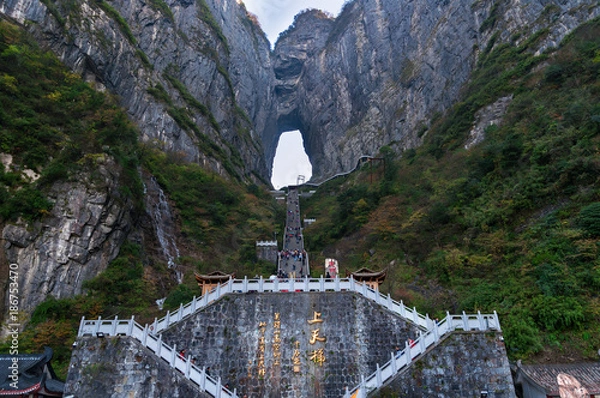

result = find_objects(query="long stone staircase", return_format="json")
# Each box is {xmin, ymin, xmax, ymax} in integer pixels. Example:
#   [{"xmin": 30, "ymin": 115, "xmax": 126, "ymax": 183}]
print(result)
[
  {"xmin": 75, "ymin": 183, "xmax": 506, "ymax": 397},
  {"xmin": 78, "ymin": 276, "xmax": 501, "ymax": 398}
]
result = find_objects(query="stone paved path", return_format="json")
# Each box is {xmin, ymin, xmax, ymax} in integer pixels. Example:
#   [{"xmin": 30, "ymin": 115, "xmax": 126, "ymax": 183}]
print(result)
[{"xmin": 278, "ymin": 187, "xmax": 308, "ymax": 278}]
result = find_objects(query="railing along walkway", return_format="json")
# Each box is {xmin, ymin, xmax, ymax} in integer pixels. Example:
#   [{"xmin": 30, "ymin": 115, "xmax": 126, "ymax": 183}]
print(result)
[
  {"xmin": 78, "ymin": 317, "xmax": 238, "ymax": 398},
  {"xmin": 78, "ymin": 278, "xmax": 501, "ymax": 398},
  {"xmin": 301, "ymin": 155, "xmax": 377, "ymax": 187},
  {"xmin": 342, "ymin": 311, "xmax": 501, "ymax": 398},
  {"xmin": 147, "ymin": 276, "xmax": 433, "ymax": 334}
]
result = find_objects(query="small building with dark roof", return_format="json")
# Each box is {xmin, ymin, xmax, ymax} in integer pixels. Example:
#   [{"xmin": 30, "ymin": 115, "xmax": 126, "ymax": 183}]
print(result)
[
  {"xmin": 513, "ymin": 361, "xmax": 600, "ymax": 398},
  {"xmin": 194, "ymin": 271, "xmax": 234, "ymax": 295},
  {"xmin": 349, "ymin": 267, "xmax": 387, "ymax": 290},
  {"xmin": 0, "ymin": 346, "xmax": 64, "ymax": 397}
]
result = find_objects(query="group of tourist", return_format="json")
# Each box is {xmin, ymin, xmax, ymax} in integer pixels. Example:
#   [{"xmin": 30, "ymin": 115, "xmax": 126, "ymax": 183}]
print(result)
[
  {"xmin": 279, "ymin": 249, "xmax": 306, "ymax": 262},
  {"xmin": 275, "ymin": 269, "xmax": 300, "ymax": 279}
]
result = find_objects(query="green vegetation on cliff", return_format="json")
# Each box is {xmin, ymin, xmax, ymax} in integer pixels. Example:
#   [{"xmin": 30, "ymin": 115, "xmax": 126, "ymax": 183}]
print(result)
[
  {"xmin": 0, "ymin": 19, "xmax": 148, "ymax": 376},
  {"xmin": 1, "ymin": 5, "xmax": 598, "ymax": 384},
  {"xmin": 0, "ymin": 242, "xmax": 155, "ymax": 378},
  {"xmin": 303, "ymin": 19, "xmax": 600, "ymax": 362},
  {"xmin": 95, "ymin": 1, "xmax": 152, "ymax": 67},
  {"xmin": 197, "ymin": 0, "xmax": 230, "ymax": 54},
  {"xmin": 0, "ymin": 19, "xmax": 143, "ymax": 220},
  {"xmin": 143, "ymin": 148, "xmax": 282, "ymax": 280},
  {"xmin": 146, "ymin": 75, "xmax": 243, "ymax": 180},
  {"xmin": 0, "ymin": 18, "xmax": 279, "ymax": 378}
]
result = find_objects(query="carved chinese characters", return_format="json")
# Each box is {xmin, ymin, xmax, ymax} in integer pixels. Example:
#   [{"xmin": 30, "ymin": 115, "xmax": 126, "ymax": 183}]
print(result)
[
  {"xmin": 248, "ymin": 309, "xmax": 328, "ymax": 378},
  {"xmin": 307, "ymin": 311, "xmax": 326, "ymax": 366}
]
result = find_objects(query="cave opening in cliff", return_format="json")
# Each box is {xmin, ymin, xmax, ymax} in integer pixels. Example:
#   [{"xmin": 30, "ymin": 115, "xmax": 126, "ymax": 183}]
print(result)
[{"xmin": 271, "ymin": 130, "xmax": 312, "ymax": 190}]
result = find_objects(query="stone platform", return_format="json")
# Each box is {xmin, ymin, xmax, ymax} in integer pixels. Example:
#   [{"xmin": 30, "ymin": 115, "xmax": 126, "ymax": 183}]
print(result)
[{"xmin": 66, "ymin": 288, "xmax": 516, "ymax": 397}]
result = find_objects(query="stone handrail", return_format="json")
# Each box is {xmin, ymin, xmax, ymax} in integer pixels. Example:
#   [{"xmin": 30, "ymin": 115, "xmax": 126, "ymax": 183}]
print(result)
[
  {"xmin": 255, "ymin": 241, "xmax": 277, "ymax": 246},
  {"xmin": 77, "ymin": 316, "xmax": 238, "ymax": 398},
  {"xmin": 148, "ymin": 276, "xmax": 432, "ymax": 334},
  {"xmin": 78, "ymin": 281, "xmax": 501, "ymax": 398},
  {"xmin": 343, "ymin": 311, "xmax": 502, "ymax": 398}
]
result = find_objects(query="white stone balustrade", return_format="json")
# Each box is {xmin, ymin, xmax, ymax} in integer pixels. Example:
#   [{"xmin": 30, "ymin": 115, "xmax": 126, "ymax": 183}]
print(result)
[
  {"xmin": 78, "ymin": 316, "xmax": 237, "ymax": 398},
  {"xmin": 146, "ymin": 276, "xmax": 439, "ymax": 335},
  {"xmin": 78, "ymin": 277, "xmax": 501, "ymax": 398},
  {"xmin": 343, "ymin": 311, "xmax": 502, "ymax": 398}
]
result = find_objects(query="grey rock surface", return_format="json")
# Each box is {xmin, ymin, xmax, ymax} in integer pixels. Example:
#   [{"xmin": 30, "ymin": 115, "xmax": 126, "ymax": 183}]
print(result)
[
  {"xmin": 3, "ymin": 0, "xmax": 598, "ymax": 183},
  {"xmin": 65, "ymin": 336, "xmax": 209, "ymax": 398},
  {"xmin": 0, "ymin": 0, "xmax": 273, "ymax": 181},
  {"xmin": 270, "ymin": 0, "xmax": 600, "ymax": 182},
  {"xmin": 374, "ymin": 332, "xmax": 516, "ymax": 398},
  {"xmin": 0, "ymin": 0, "xmax": 274, "ymax": 319},
  {"xmin": 1, "ymin": 157, "xmax": 133, "ymax": 314},
  {"xmin": 465, "ymin": 95, "xmax": 514, "ymax": 150}
]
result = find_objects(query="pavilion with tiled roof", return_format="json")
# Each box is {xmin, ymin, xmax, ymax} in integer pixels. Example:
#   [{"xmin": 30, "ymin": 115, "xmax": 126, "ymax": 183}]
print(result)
[
  {"xmin": 194, "ymin": 271, "xmax": 235, "ymax": 295},
  {"xmin": 349, "ymin": 267, "xmax": 387, "ymax": 290},
  {"xmin": 0, "ymin": 346, "xmax": 64, "ymax": 397},
  {"xmin": 513, "ymin": 361, "xmax": 600, "ymax": 398}
]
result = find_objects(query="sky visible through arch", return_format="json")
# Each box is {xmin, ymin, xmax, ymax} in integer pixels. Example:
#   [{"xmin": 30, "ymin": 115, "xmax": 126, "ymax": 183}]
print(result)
[
  {"xmin": 271, "ymin": 132, "xmax": 313, "ymax": 190},
  {"xmin": 241, "ymin": 0, "xmax": 346, "ymax": 189}
]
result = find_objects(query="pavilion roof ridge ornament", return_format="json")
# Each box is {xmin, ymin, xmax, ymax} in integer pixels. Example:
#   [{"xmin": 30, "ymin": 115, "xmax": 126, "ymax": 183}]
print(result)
[
  {"xmin": 351, "ymin": 266, "xmax": 386, "ymax": 275},
  {"xmin": 194, "ymin": 270, "xmax": 235, "ymax": 280}
]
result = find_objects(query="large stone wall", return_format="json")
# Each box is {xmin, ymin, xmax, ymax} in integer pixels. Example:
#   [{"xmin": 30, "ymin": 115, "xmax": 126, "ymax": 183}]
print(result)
[
  {"xmin": 64, "ymin": 336, "xmax": 209, "ymax": 398},
  {"xmin": 64, "ymin": 292, "xmax": 516, "ymax": 398},
  {"xmin": 256, "ymin": 242, "xmax": 279, "ymax": 265},
  {"xmin": 160, "ymin": 292, "xmax": 421, "ymax": 397},
  {"xmin": 374, "ymin": 332, "xmax": 515, "ymax": 398}
]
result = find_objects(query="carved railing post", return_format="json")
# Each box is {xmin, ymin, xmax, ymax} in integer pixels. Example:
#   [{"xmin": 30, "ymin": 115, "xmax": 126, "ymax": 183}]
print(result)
[{"xmin": 94, "ymin": 316, "xmax": 102, "ymax": 335}]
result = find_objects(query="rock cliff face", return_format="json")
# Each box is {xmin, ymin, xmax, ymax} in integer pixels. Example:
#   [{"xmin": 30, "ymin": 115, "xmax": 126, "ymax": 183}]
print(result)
[
  {"xmin": 0, "ymin": 0, "xmax": 275, "ymax": 181},
  {"xmin": 0, "ymin": 0, "xmax": 275, "ymax": 317},
  {"xmin": 1, "ymin": 0, "xmax": 598, "ymax": 180},
  {"xmin": 271, "ymin": 0, "xmax": 600, "ymax": 181},
  {"xmin": 1, "ymin": 0, "xmax": 599, "ymax": 318},
  {"xmin": 1, "ymin": 157, "xmax": 133, "ymax": 315}
]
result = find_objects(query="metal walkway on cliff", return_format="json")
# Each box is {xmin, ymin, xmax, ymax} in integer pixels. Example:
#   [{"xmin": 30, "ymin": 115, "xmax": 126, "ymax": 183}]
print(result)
[{"xmin": 277, "ymin": 186, "xmax": 309, "ymax": 278}]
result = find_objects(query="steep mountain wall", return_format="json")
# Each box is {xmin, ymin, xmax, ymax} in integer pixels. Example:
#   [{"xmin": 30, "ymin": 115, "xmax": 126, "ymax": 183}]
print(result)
[
  {"xmin": 0, "ymin": 0, "xmax": 275, "ymax": 317},
  {"xmin": 2, "ymin": 0, "xmax": 598, "ymax": 181},
  {"xmin": 271, "ymin": 0, "xmax": 600, "ymax": 181},
  {"xmin": 1, "ymin": 158, "xmax": 134, "ymax": 315},
  {"xmin": 1, "ymin": 0, "xmax": 599, "ymax": 318},
  {"xmin": 0, "ymin": 0, "xmax": 275, "ymax": 180}
]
